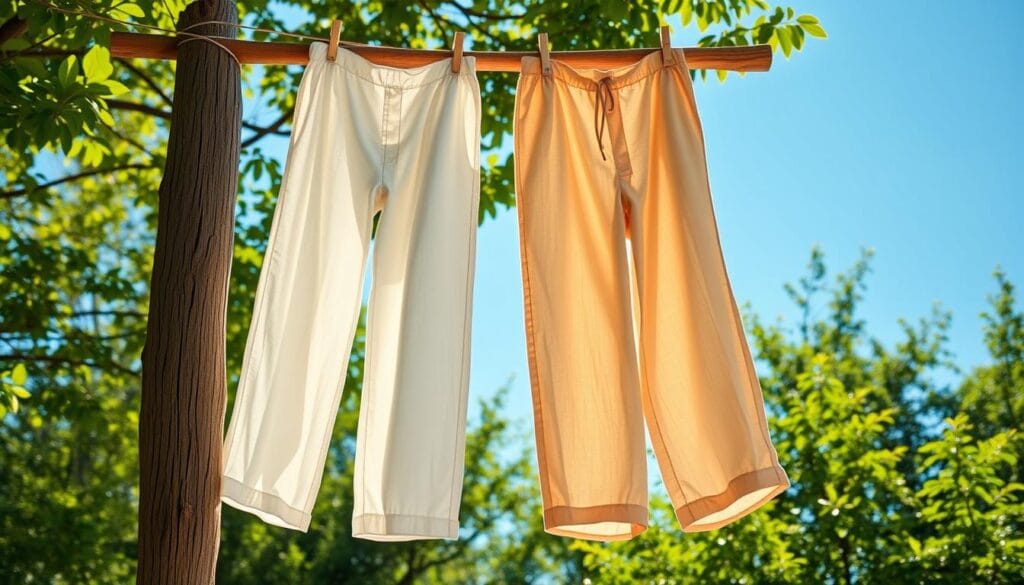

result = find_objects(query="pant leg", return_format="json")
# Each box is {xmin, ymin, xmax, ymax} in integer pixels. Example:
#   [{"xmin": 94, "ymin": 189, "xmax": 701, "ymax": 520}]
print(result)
[
  {"xmin": 622, "ymin": 49, "xmax": 790, "ymax": 532},
  {"xmin": 351, "ymin": 59, "xmax": 481, "ymax": 541},
  {"xmin": 513, "ymin": 64, "xmax": 648, "ymax": 542},
  {"xmin": 221, "ymin": 46, "xmax": 381, "ymax": 532}
]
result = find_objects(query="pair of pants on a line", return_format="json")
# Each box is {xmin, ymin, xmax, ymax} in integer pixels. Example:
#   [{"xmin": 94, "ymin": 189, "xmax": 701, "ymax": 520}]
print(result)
[
  {"xmin": 514, "ymin": 48, "xmax": 790, "ymax": 541},
  {"xmin": 221, "ymin": 43, "xmax": 481, "ymax": 541}
]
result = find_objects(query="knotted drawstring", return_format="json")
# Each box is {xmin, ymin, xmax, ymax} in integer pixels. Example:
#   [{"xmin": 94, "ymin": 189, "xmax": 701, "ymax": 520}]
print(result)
[{"xmin": 594, "ymin": 77, "xmax": 615, "ymax": 161}]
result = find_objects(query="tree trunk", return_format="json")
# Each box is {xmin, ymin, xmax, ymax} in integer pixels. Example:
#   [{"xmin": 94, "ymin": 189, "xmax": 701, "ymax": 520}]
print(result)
[{"xmin": 137, "ymin": 0, "xmax": 240, "ymax": 582}]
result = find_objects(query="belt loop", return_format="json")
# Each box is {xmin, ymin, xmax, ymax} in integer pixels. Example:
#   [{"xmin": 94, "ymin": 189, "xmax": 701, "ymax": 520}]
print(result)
[
  {"xmin": 659, "ymin": 25, "xmax": 675, "ymax": 66},
  {"xmin": 538, "ymin": 32, "xmax": 552, "ymax": 76}
]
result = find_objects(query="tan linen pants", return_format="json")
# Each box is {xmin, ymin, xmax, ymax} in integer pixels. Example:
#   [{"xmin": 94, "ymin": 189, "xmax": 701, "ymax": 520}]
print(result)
[{"xmin": 513, "ymin": 48, "xmax": 790, "ymax": 541}]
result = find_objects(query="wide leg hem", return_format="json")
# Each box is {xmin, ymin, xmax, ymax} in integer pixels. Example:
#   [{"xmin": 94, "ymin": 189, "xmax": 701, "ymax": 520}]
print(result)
[
  {"xmin": 543, "ymin": 503, "xmax": 648, "ymax": 541},
  {"xmin": 221, "ymin": 475, "xmax": 312, "ymax": 532},
  {"xmin": 675, "ymin": 465, "xmax": 789, "ymax": 532},
  {"xmin": 352, "ymin": 513, "xmax": 459, "ymax": 542}
]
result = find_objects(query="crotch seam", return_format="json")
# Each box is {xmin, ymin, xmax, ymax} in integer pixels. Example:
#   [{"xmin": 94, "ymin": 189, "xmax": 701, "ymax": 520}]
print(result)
[
  {"xmin": 373, "ymin": 184, "xmax": 389, "ymax": 215},
  {"xmin": 379, "ymin": 91, "xmax": 389, "ymax": 188},
  {"xmin": 620, "ymin": 190, "xmax": 633, "ymax": 240}
]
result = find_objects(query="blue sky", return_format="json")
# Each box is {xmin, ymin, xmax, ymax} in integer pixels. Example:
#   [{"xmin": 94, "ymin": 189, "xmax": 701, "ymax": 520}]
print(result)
[{"xmin": 243, "ymin": 2, "xmax": 1024, "ymax": 429}]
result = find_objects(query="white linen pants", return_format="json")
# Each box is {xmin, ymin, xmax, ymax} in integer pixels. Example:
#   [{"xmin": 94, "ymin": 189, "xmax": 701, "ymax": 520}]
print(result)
[{"xmin": 221, "ymin": 42, "xmax": 481, "ymax": 541}]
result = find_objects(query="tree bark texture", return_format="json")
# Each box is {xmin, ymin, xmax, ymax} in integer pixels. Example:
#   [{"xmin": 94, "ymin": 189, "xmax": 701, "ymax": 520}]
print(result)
[{"xmin": 137, "ymin": 0, "xmax": 240, "ymax": 582}]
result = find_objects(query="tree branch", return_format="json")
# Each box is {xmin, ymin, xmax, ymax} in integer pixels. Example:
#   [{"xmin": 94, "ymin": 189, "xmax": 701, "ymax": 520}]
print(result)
[
  {"xmin": 109, "ymin": 98, "xmax": 290, "ymax": 138},
  {"xmin": 0, "ymin": 353, "xmax": 138, "ymax": 376},
  {"xmin": 0, "ymin": 46, "xmax": 80, "ymax": 62},
  {"xmin": 444, "ymin": 3, "xmax": 494, "ymax": 44},
  {"xmin": 0, "ymin": 163, "xmax": 156, "ymax": 199},
  {"xmin": 398, "ymin": 545, "xmax": 420, "ymax": 585},
  {"xmin": 68, "ymin": 309, "xmax": 147, "ymax": 319},
  {"xmin": 241, "ymin": 107, "xmax": 293, "ymax": 148},
  {"xmin": 418, "ymin": 0, "xmax": 450, "ymax": 38},
  {"xmin": 448, "ymin": 1, "xmax": 525, "ymax": 21},
  {"xmin": 108, "ymin": 98, "xmax": 170, "ymax": 119},
  {"xmin": 100, "ymin": 123, "xmax": 157, "ymax": 159},
  {"xmin": 0, "ymin": 15, "xmax": 27, "ymax": 46},
  {"xmin": 115, "ymin": 57, "xmax": 173, "ymax": 107},
  {"xmin": 1, "ymin": 328, "xmax": 146, "ymax": 342}
]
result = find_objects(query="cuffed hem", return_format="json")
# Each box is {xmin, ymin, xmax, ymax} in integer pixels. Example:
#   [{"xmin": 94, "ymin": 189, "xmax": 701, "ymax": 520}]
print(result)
[
  {"xmin": 352, "ymin": 513, "xmax": 459, "ymax": 542},
  {"xmin": 543, "ymin": 503, "xmax": 648, "ymax": 541},
  {"xmin": 221, "ymin": 475, "xmax": 312, "ymax": 532},
  {"xmin": 675, "ymin": 465, "xmax": 790, "ymax": 532}
]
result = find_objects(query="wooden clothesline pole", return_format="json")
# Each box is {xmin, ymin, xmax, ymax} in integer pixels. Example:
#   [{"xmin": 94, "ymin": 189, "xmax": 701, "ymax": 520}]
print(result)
[
  {"xmin": 110, "ymin": 31, "xmax": 773, "ymax": 72},
  {"xmin": 135, "ymin": 1, "xmax": 240, "ymax": 581}
]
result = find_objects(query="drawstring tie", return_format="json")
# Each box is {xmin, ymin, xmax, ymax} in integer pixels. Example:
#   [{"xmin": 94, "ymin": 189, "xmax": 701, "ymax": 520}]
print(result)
[{"xmin": 594, "ymin": 77, "xmax": 615, "ymax": 161}]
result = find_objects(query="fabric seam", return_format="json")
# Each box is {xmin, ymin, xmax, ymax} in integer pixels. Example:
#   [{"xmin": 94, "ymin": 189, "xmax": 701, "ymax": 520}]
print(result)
[
  {"xmin": 447, "ymin": 74, "xmax": 481, "ymax": 523},
  {"xmin": 379, "ymin": 87, "xmax": 389, "ymax": 187},
  {"xmin": 675, "ymin": 465, "xmax": 789, "ymax": 531},
  {"xmin": 512, "ymin": 79, "xmax": 553, "ymax": 510},
  {"xmin": 353, "ymin": 512, "xmax": 459, "ymax": 523},
  {"xmin": 223, "ymin": 62, "xmax": 315, "ymax": 460},
  {"xmin": 299, "ymin": 65, "xmax": 376, "ymax": 516},
  {"xmin": 672, "ymin": 57, "xmax": 779, "ymax": 463}
]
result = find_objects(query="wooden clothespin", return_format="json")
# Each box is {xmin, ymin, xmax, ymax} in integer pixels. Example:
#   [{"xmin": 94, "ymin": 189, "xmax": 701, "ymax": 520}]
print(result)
[
  {"xmin": 538, "ymin": 32, "xmax": 551, "ymax": 76},
  {"xmin": 327, "ymin": 19, "xmax": 342, "ymax": 62},
  {"xmin": 659, "ymin": 25, "xmax": 675, "ymax": 65},
  {"xmin": 451, "ymin": 31, "xmax": 465, "ymax": 74}
]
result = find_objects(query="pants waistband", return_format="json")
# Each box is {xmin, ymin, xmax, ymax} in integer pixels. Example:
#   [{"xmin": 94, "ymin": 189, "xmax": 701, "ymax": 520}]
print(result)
[
  {"xmin": 308, "ymin": 41, "xmax": 475, "ymax": 89},
  {"xmin": 520, "ymin": 48, "xmax": 687, "ymax": 90}
]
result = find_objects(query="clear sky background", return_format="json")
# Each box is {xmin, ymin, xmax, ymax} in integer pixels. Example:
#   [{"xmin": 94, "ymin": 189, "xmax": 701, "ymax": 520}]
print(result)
[{"xmin": 245, "ymin": 2, "xmax": 1024, "ymax": 429}]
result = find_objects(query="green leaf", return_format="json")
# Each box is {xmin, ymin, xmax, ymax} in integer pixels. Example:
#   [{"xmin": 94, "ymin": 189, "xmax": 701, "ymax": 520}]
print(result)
[
  {"xmin": 11, "ymin": 363, "xmax": 27, "ymax": 386},
  {"xmin": 94, "ymin": 26, "xmax": 112, "ymax": 48},
  {"xmin": 58, "ymin": 55, "xmax": 79, "ymax": 88},
  {"xmin": 802, "ymin": 22, "xmax": 828, "ymax": 39},
  {"xmin": 97, "ymin": 108, "xmax": 115, "ymax": 126},
  {"xmin": 908, "ymin": 536, "xmax": 922, "ymax": 556},
  {"xmin": 797, "ymin": 14, "xmax": 820, "ymax": 25},
  {"xmin": 17, "ymin": 57, "xmax": 49, "ymax": 79},
  {"xmin": 825, "ymin": 483, "xmax": 838, "ymax": 502},
  {"xmin": 113, "ymin": 3, "xmax": 146, "ymax": 18},
  {"xmin": 83, "ymin": 45, "xmax": 114, "ymax": 82},
  {"xmin": 59, "ymin": 125, "xmax": 73, "ymax": 154},
  {"xmin": 604, "ymin": 2, "xmax": 627, "ymax": 21},
  {"xmin": 10, "ymin": 386, "xmax": 30, "ymax": 399},
  {"xmin": 101, "ymin": 80, "xmax": 130, "ymax": 96},
  {"xmin": 776, "ymin": 26, "xmax": 793, "ymax": 57},
  {"xmin": 791, "ymin": 25, "xmax": 805, "ymax": 50}
]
